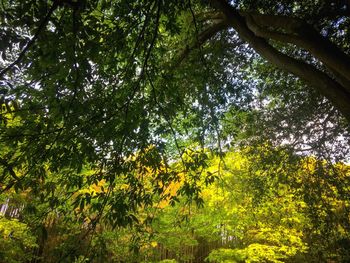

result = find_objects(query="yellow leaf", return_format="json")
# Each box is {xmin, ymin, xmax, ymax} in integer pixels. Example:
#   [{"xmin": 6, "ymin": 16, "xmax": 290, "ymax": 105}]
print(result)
[{"xmin": 151, "ymin": 241, "xmax": 158, "ymax": 247}]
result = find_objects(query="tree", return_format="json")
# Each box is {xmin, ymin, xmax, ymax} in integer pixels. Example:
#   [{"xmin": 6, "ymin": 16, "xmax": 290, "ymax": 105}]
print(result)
[
  {"xmin": 142, "ymin": 147, "xmax": 350, "ymax": 262},
  {"xmin": 1, "ymin": 0, "xmax": 350, "ymax": 230},
  {"xmin": 1, "ymin": 0, "xmax": 350, "ymax": 117}
]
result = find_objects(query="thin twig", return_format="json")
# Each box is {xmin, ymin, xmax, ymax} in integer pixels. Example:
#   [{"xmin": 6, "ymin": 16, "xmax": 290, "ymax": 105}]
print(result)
[{"xmin": 0, "ymin": 2, "xmax": 58, "ymax": 79}]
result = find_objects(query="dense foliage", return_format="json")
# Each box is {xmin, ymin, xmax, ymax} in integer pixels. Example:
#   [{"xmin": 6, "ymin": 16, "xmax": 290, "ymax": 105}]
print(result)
[
  {"xmin": 1, "ymin": 148, "xmax": 350, "ymax": 262},
  {"xmin": 1, "ymin": 0, "xmax": 350, "ymax": 262}
]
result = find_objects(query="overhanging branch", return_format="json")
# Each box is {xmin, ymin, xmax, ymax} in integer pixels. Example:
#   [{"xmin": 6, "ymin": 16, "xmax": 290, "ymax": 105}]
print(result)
[
  {"xmin": 210, "ymin": 0, "xmax": 350, "ymax": 121},
  {"xmin": 241, "ymin": 11, "xmax": 350, "ymax": 87}
]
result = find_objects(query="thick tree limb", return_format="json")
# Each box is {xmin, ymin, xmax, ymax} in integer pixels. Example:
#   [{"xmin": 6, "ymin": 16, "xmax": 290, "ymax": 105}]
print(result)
[
  {"xmin": 324, "ymin": 63, "xmax": 350, "ymax": 90},
  {"xmin": 244, "ymin": 14, "xmax": 350, "ymax": 91},
  {"xmin": 211, "ymin": 0, "xmax": 350, "ymax": 121},
  {"xmin": 241, "ymin": 12, "xmax": 350, "ymax": 87},
  {"xmin": 244, "ymin": 15, "xmax": 302, "ymax": 45},
  {"xmin": 240, "ymin": 12, "xmax": 305, "ymax": 33}
]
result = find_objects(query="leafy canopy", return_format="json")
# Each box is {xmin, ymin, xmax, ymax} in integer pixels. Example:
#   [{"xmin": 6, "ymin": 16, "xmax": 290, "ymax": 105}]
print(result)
[{"xmin": 0, "ymin": 0, "xmax": 350, "ymax": 244}]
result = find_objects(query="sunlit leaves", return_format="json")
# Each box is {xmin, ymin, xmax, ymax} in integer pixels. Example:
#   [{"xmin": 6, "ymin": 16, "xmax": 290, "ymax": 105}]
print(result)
[{"xmin": 0, "ymin": 215, "xmax": 38, "ymax": 263}]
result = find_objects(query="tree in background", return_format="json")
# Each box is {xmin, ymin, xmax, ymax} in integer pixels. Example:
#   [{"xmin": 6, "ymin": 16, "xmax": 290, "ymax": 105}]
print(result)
[{"xmin": 149, "ymin": 148, "xmax": 350, "ymax": 262}]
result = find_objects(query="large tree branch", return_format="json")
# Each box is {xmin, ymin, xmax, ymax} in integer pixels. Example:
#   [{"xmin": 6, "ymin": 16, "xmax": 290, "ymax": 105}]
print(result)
[
  {"xmin": 240, "ymin": 12, "xmax": 350, "ymax": 87},
  {"xmin": 244, "ymin": 14, "xmax": 350, "ymax": 91},
  {"xmin": 322, "ymin": 61, "xmax": 350, "ymax": 90},
  {"xmin": 240, "ymin": 12, "xmax": 305, "ymax": 33},
  {"xmin": 211, "ymin": 0, "xmax": 350, "ymax": 121},
  {"xmin": 244, "ymin": 15, "xmax": 302, "ymax": 45}
]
